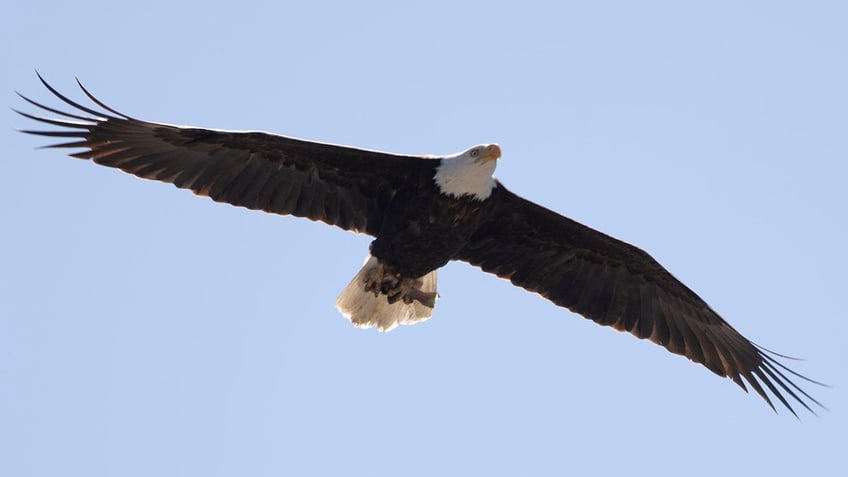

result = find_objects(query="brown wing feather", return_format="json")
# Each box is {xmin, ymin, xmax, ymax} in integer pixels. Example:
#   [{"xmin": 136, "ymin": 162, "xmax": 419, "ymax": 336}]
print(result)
[
  {"xmin": 16, "ymin": 73, "xmax": 432, "ymax": 236},
  {"xmin": 458, "ymin": 182, "xmax": 824, "ymax": 415}
]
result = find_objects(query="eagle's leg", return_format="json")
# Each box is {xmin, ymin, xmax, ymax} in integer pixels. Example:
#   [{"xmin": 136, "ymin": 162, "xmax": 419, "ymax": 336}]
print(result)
[
  {"xmin": 363, "ymin": 261, "xmax": 437, "ymax": 308},
  {"xmin": 362, "ymin": 261, "xmax": 403, "ymax": 299},
  {"xmin": 362, "ymin": 261, "xmax": 387, "ymax": 297},
  {"xmin": 385, "ymin": 276, "xmax": 437, "ymax": 308}
]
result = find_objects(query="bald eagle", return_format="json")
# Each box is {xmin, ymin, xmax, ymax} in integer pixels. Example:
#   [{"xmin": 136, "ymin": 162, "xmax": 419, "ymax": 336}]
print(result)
[{"xmin": 16, "ymin": 73, "xmax": 823, "ymax": 415}]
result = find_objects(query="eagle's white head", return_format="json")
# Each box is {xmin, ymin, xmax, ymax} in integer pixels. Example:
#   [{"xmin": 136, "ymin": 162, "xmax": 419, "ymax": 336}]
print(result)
[{"xmin": 433, "ymin": 143, "xmax": 501, "ymax": 200}]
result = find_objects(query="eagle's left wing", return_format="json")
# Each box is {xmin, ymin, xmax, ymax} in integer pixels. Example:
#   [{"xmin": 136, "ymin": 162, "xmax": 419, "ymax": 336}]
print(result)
[{"xmin": 457, "ymin": 182, "xmax": 823, "ymax": 415}]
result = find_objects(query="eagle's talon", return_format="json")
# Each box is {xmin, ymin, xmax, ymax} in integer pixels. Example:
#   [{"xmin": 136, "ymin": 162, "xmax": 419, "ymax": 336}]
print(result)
[{"xmin": 363, "ymin": 261, "xmax": 388, "ymax": 296}]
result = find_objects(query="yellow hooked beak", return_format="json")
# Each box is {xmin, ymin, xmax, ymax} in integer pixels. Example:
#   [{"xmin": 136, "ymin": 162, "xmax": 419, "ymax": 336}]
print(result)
[{"xmin": 475, "ymin": 144, "xmax": 501, "ymax": 164}]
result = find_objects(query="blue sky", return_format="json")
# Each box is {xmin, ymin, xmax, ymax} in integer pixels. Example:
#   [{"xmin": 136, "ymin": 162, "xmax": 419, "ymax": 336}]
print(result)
[{"xmin": 2, "ymin": 1, "xmax": 846, "ymax": 476}]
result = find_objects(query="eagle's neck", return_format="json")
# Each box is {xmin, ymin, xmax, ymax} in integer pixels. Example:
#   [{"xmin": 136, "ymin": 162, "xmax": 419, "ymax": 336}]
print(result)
[{"xmin": 433, "ymin": 153, "xmax": 497, "ymax": 200}]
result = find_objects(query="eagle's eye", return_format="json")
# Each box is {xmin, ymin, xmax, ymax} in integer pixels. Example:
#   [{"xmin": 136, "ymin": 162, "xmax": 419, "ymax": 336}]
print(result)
[{"xmin": 470, "ymin": 149, "xmax": 480, "ymax": 157}]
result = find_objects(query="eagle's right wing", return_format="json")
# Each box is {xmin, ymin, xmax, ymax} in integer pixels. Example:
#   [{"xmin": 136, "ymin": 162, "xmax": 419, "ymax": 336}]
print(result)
[{"xmin": 17, "ymin": 73, "xmax": 435, "ymax": 236}]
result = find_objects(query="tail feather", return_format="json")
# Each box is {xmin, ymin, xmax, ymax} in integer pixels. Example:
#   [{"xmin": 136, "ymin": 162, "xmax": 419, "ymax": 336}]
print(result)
[{"xmin": 335, "ymin": 256, "xmax": 437, "ymax": 332}]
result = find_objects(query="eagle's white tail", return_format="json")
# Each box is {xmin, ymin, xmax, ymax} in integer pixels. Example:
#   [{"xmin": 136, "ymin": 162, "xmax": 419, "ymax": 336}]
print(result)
[{"xmin": 335, "ymin": 256, "xmax": 437, "ymax": 332}]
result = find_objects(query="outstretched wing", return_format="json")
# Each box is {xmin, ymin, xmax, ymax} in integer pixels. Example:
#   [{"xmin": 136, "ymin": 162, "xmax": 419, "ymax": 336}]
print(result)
[
  {"xmin": 16, "ymin": 73, "xmax": 434, "ymax": 236},
  {"xmin": 458, "ymin": 182, "xmax": 824, "ymax": 415}
]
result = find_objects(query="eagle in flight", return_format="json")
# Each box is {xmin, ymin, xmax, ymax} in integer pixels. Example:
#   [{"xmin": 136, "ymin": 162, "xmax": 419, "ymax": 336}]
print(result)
[{"xmin": 16, "ymin": 73, "xmax": 824, "ymax": 416}]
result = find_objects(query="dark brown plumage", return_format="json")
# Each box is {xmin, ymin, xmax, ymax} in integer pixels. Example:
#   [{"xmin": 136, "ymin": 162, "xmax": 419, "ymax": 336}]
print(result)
[
  {"xmin": 458, "ymin": 186, "xmax": 824, "ymax": 414},
  {"xmin": 16, "ymin": 73, "xmax": 824, "ymax": 416}
]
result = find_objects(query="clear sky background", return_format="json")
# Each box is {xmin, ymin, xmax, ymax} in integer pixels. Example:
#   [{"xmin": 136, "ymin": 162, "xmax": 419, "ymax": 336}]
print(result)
[{"xmin": 2, "ymin": 1, "xmax": 846, "ymax": 476}]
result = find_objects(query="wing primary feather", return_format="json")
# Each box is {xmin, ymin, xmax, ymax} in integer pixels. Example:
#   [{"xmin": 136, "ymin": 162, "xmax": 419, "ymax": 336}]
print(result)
[
  {"xmin": 75, "ymin": 77, "xmax": 131, "ymax": 119},
  {"xmin": 39, "ymin": 139, "xmax": 88, "ymax": 148},
  {"xmin": 758, "ymin": 364, "xmax": 820, "ymax": 416},
  {"xmin": 742, "ymin": 371, "xmax": 777, "ymax": 413},
  {"xmin": 15, "ymin": 91, "xmax": 99, "ymax": 122},
  {"xmin": 752, "ymin": 368, "xmax": 799, "ymax": 417},
  {"xmin": 759, "ymin": 356, "xmax": 830, "ymax": 409},
  {"xmin": 13, "ymin": 109, "xmax": 92, "ymax": 129},
  {"xmin": 19, "ymin": 130, "xmax": 85, "ymax": 138},
  {"xmin": 758, "ymin": 350, "xmax": 830, "ymax": 387},
  {"xmin": 34, "ymin": 71, "xmax": 119, "ymax": 120}
]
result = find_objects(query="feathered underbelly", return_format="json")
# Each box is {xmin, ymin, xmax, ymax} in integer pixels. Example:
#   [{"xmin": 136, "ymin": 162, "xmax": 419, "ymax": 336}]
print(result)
[{"xmin": 369, "ymin": 192, "xmax": 488, "ymax": 278}]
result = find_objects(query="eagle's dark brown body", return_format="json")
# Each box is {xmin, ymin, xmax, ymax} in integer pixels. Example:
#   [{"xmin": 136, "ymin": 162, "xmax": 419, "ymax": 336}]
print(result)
[{"xmin": 371, "ymin": 178, "xmax": 492, "ymax": 279}]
